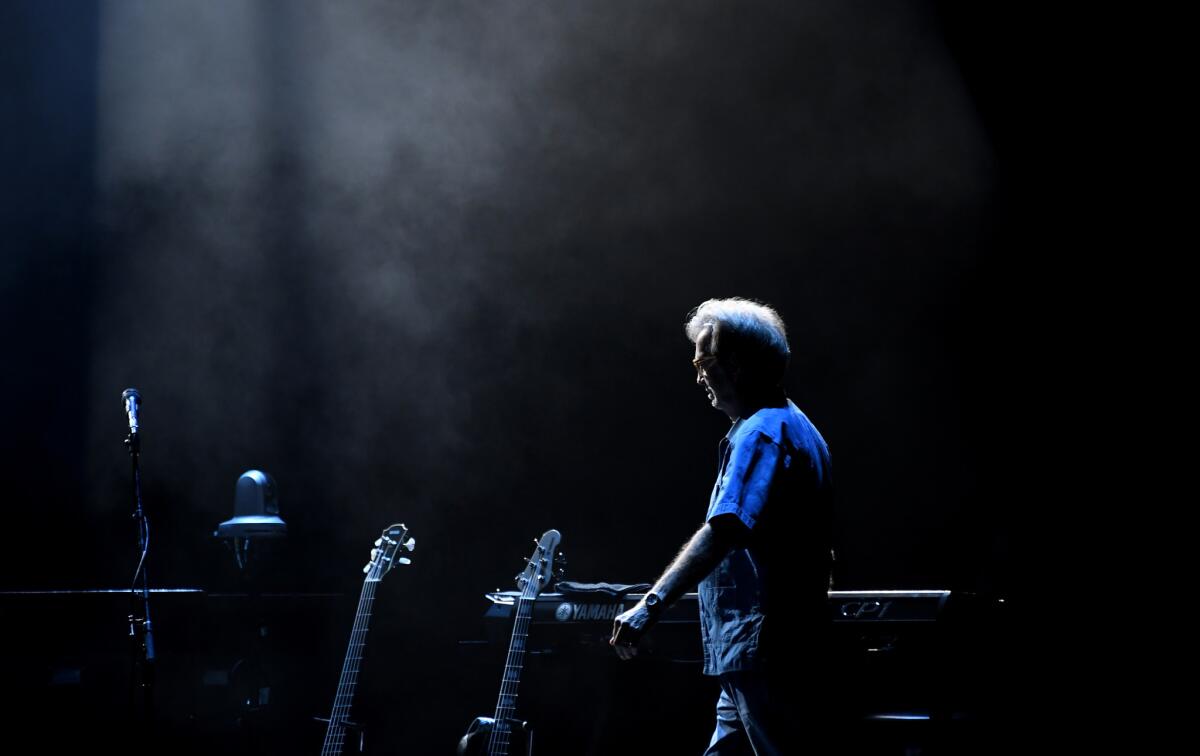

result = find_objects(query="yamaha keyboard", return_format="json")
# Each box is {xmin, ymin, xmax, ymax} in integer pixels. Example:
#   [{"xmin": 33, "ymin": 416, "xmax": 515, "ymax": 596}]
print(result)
[
  {"xmin": 473, "ymin": 589, "xmax": 984, "ymax": 663},
  {"xmin": 481, "ymin": 589, "xmax": 953, "ymax": 626},
  {"xmin": 468, "ymin": 587, "xmax": 1007, "ymax": 732}
]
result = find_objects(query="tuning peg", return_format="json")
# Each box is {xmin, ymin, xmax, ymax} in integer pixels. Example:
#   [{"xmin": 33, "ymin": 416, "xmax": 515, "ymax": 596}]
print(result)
[
  {"xmin": 374, "ymin": 538, "xmax": 382, "ymax": 547},
  {"xmin": 403, "ymin": 537, "xmax": 415, "ymax": 551},
  {"xmin": 362, "ymin": 563, "xmax": 370, "ymax": 573},
  {"xmin": 371, "ymin": 548, "xmax": 380, "ymax": 560},
  {"xmin": 397, "ymin": 557, "xmax": 411, "ymax": 565}
]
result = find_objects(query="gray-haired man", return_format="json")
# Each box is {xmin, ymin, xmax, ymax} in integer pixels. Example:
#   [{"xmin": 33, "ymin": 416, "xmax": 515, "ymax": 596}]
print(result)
[{"xmin": 610, "ymin": 298, "xmax": 834, "ymax": 755}]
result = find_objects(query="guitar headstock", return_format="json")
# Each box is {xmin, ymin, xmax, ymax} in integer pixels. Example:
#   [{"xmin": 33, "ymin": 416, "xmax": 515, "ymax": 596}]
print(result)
[
  {"xmin": 364, "ymin": 523, "xmax": 415, "ymax": 582},
  {"xmin": 515, "ymin": 529, "xmax": 561, "ymax": 598}
]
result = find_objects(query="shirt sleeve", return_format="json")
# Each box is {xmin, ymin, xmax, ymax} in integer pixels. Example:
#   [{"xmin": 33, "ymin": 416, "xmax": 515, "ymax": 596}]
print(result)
[{"xmin": 707, "ymin": 430, "xmax": 782, "ymax": 530}]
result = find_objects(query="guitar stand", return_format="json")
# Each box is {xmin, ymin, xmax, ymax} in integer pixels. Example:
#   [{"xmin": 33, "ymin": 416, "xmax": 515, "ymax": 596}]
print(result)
[{"xmin": 313, "ymin": 717, "xmax": 366, "ymax": 753}]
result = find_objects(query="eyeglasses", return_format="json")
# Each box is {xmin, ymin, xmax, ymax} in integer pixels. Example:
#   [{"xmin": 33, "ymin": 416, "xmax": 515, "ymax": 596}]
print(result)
[{"xmin": 692, "ymin": 354, "xmax": 718, "ymax": 374}]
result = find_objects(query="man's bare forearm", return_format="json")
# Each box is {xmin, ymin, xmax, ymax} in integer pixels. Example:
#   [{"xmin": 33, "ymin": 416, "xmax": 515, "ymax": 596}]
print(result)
[
  {"xmin": 610, "ymin": 520, "xmax": 740, "ymax": 655},
  {"xmin": 646, "ymin": 522, "xmax": 734, "ymax": 607}
]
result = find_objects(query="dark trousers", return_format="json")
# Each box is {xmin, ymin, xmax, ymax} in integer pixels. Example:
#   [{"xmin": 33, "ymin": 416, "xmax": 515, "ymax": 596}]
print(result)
[
  {"xmin": 702, "ymin": 662, "xmax": 832, "ymax": 755},
  {"xmin": 703, "ymin": 672, "xmax": 780, "ymax": 756}
]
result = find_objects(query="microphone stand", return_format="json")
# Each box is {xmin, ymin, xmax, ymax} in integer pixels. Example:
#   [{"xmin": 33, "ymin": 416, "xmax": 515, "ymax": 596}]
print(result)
[{"xmin": 125, "ymin": 423, "xmax": 156, "ymax": 741}]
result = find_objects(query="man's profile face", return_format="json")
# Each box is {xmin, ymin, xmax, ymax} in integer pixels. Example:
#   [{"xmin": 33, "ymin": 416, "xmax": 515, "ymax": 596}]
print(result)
[{"xmin": 693, "ymin": 327, "xmax": 739, "ymax": 419}]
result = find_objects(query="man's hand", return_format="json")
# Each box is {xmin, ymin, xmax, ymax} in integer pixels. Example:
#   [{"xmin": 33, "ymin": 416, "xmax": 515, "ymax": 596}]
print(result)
[
  {"xmin": 609, "ymin": 602, "xmax": 652, "ymax": 661},
  {"xmin": 608, "ymin": 521, "xmax": 739, "ymax": 662}
]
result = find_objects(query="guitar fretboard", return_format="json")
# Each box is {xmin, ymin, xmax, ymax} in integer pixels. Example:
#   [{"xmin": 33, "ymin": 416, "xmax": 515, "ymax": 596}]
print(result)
[
  {"xmin": 488, "ymin": 580, "xmax": 538, "ymax": 755},
  {"xmin": 320, "ymin": 574, "xmax": 380, "ymax": 756}
]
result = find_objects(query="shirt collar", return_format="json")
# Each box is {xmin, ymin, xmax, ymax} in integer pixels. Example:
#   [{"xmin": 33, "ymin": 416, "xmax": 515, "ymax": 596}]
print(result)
[{"xmin": 724, "ymin": 417, "xmax": 743, "ymax": 442}]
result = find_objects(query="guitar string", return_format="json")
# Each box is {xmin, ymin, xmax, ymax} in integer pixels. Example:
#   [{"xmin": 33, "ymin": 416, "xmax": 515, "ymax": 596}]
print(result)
[
  {"xmin": 489, "ymin": 583, "xmax": 531, "ymax": 755},
  {"xmin": 323, "ymin": 571, "xmax": 375, "ymax": 755},
  {"xmin": 322, "ymin": 546, "xmax": 386, "ymax": 755},
  {"xmin": 487, "ymin": 546, "xmax": 544, "ymax": 756}
]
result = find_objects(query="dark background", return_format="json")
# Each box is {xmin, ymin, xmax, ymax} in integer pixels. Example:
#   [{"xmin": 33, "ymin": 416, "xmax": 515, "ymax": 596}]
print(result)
[{"xmin": 2, "ymin": 1, "xmax": 1041, "ymax": 752}]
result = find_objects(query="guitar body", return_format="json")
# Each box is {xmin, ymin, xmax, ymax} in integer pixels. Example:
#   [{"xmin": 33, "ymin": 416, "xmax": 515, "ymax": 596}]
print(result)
[{"xmin": 457, "ymin": 717, "xmax": 530, "ymax": 756}]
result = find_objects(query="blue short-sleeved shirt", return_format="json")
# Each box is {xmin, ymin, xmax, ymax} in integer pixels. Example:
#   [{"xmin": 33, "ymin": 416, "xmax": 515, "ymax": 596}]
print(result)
[{"xmin": 699, "ymin": 399, "xmax": 832, "ymax": 676}]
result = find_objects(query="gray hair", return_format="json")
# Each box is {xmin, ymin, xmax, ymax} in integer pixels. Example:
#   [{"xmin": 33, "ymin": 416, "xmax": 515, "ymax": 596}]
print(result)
[{"xmin": 685, "ymin": 298, "xmax": 790, "ymax": 387}]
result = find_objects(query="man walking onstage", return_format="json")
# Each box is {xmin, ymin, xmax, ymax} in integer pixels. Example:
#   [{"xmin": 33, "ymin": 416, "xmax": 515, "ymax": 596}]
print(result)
[{"xmin": 611, "ymin": 298, "xmax": 834, "ymax": 755}]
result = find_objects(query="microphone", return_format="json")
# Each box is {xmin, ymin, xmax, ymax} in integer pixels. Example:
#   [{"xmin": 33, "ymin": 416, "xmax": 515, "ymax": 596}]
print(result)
[{"xmin": 122, "ymin": 388, "xmax": 141, "ymax": 437}]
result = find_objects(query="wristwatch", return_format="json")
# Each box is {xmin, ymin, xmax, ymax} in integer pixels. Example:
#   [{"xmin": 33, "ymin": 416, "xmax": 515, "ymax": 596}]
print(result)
[{"xmin": 643, "ymin": 591, "xmax": 665, "ymax": 617}]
